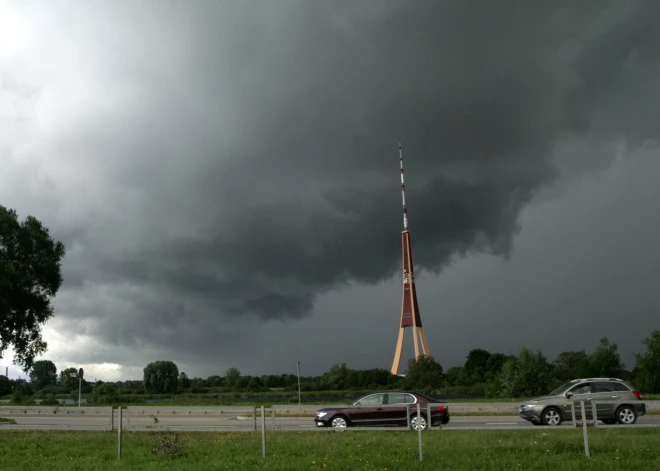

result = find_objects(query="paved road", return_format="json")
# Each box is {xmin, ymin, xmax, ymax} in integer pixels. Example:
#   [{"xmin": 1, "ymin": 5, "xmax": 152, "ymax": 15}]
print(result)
[{"xmin": 1, "ymin": 410, "xmax": 658, "ymax": 431}]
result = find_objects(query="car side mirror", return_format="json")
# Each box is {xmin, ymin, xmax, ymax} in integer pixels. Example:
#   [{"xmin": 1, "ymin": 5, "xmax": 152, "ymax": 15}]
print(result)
[{"xmin": 564, "ymin": 392, "xmax": 573, "ymax": 398}]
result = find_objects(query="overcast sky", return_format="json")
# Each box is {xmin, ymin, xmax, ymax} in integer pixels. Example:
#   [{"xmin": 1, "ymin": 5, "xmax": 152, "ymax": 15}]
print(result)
[{"xmin": 1, "ymin": 0, "xmax": 659, "ymax": 382}]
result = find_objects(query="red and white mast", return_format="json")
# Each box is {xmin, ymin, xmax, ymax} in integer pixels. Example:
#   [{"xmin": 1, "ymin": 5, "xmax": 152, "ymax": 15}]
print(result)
[{"xmin": 399, "ymin": 142, "xmax": 409, "ymax": 231}]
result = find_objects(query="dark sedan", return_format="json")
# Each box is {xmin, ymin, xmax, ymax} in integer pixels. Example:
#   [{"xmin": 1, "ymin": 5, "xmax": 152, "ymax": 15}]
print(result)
[{"xmin": 314, "ymin": 391, "xmax": 449, "ymax": 430}]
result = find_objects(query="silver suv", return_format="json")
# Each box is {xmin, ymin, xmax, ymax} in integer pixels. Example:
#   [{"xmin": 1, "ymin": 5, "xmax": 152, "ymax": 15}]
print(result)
[{"xmin": 519, "ymin": 378, "xmax": 646, "ymax": 426}]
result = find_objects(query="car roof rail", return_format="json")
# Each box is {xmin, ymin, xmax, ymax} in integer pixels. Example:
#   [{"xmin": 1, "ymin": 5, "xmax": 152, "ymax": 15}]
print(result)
[{"xmin": 575, "ymin": 377, "xmax": 623, "ymax": 382}]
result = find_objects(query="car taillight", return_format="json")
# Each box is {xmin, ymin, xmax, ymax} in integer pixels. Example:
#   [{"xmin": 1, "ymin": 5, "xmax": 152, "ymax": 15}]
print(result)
[
  {"xmin": 633, "ymin": 391, "xmax": 643, "ymax": 399},
  {"xmin": 437, "ymin": 406, "xmax": 447, "ymax": 412}
]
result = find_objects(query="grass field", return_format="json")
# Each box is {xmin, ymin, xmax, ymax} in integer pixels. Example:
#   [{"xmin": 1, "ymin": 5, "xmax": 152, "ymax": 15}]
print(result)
[{"xmin": 0, "ymin": 428, "xmax": 659, "ymax": 470}]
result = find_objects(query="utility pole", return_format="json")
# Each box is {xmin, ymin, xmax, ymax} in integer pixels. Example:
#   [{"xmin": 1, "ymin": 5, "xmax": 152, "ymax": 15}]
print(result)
[{"xmin": 297, "ymin": 361, "xmax": 301, "ymax": 405}]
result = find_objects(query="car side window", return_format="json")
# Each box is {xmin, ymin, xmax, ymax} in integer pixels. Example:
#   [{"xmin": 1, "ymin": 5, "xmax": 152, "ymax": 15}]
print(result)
[
  {"xmin": 355, "ymin": 394, "xmax": 385, "ymax": 406},
  {"xmin": 593, "ymin": 382, "xmax": 629, "ymax": 393},
  {"xmin": 388, "ymin": 393, "xmax": 407, "ymax": 404},
  {"xmin": 570, "ymin": 383, "xmax": 591, "ymax": 395},
  {"xmin": 387, "ymin": 393, "xmax": 416, "ymax": 404},
  {"xmin": 593, "ymin": 382, "xmax": 614, "ymax": 393}
]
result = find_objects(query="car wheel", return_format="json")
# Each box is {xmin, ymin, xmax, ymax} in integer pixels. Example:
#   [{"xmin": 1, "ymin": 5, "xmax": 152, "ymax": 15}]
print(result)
[
  {"xmin": 541, "ymin": 407, "xmax": 562, "ymax": 426},
  {"xmin": 410, "ymin": 414, "xmax": 428, "ymax": 431},
  {"xmin": 330, "ymin": 415, "xmax": 349, "ymax": 429},
  {"xmin": 615, "ymin": 406, "xmax": 637, "ymax": 425}
]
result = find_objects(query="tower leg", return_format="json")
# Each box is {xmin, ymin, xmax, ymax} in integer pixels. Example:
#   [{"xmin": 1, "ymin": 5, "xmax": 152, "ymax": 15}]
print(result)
[
  {"xmin": 391, "ymin": 327, "xmax": 405, "ymax": 375},
  {"xmin": 417, "ymin": 327, "xmax": 431, "ymax": 356},
  {"xmin": 412, "ymin": 325, "xmax": 420, "ymax": 359}
]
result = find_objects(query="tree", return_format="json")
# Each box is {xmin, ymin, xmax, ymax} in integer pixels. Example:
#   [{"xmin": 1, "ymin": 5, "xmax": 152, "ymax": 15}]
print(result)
[
  {"xmin": 0, "ymin": 206, "xmax": 66, "ymax": 370},
  {"xmin": 552, "ymin": 350, "xmax": 589, "ymax": 382},
  {"xmin": 179, "ymin": 372, "xmax": 191, "ymax": 389},
  {"xmin": 320, "ymin": 363, "xmax": 354, "ymax": 390},
  {"xmin": 492, "ymin": 348, "xmax": 551, "ymax": 398},
  {"xmin": 484, "ymin": 353, "xmax": 509, "ymax": 381},
  {"xmin": 224, "ymin": 367, "xmax": 241, "ymax": 388},
  {"xmin": 143, "ymin": 361, "xmax": 179, "ymax": 394},
  {"xmin": 404, "ymin": 355, "xmax": 444, "ymax": 390},
  {"xmin": 0, "ymin": 375, "xmax": 10, "ymax": 395},
  {"xmin": 587, "ymin": 337, "xmax": 624, "ymax": 377},
  {"xmin": 246, "ymin": 376, "xmax": 264, "ymax": 392},
  {"xmin": 92, "ymin": 382, "xmax": 119, "ymax": 404},
  {"xmin": 59, "ymin": 367, "xmax": 79, "ymax": 391},
  {"xmin": 634, "ymin": 330, "xmax": 660, "ymax": 393},
  {"xmin": 29, "ymin": 360, "xmax": 58, "ymax": 390},
  {"xmin": 463, "ymin": 349, "xmax": 491, "ymax": 383}
]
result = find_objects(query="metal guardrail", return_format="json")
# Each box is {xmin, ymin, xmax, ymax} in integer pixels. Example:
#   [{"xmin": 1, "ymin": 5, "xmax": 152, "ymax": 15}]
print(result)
[
  {"xmin": 0, "ymin": 406, "xmax": 113, "ymax": 431},
  {"xmin": 125, "ymin": 405, "xmax": 258, "ymax": 432}
]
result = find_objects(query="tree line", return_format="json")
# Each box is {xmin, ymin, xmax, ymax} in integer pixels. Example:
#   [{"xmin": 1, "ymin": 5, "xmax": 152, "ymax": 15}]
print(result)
[{"xmin": 3, "ymin": 330, "xmax": 659, "ymax": 404}]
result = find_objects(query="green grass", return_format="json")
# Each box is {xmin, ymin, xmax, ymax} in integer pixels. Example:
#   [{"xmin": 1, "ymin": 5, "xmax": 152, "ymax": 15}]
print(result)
[
  {"xmin": 1, "ymin": 428, "xmax": 659, "ymax": 470},
  {"xmin": 0, "ymin": 418, "xmax": 16, "ymax": 424}
]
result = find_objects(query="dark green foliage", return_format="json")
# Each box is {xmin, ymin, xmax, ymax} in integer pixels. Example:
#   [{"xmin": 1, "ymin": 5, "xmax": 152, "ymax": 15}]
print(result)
[
  {"xmin": 59, "ymin": 367, "xmax": 79, "ymax": 391},
  {"xmin": 587, "ymin": 337, "xmax": 624, "ymax": 377},
  {"xmin": 634, "ymin": 329, "xmax": 660, "ymax": 393},
  {"xmin": 92, "ymin": 382, "xmax": 119, "ymax": 404},
  {"xmin": 552, "ymin": 350, "xmax": 590, "ymax": 382},
  {"xmin": 404, "ymin": 355, "xmax": 444, "ymax": 391},
  {"xmin": 10, "ymin": 388, "xmax": 35, "ymax": 405},
  {"xmin": 0, "ymin": 206, "xmax": 66, "ymax": 370},
  {"xmin": 224, "ymin": 367, "xmax": 241, "ymax": 388},
  {"xmin": 484, "ymin": 353, "xmax": 509, "ymax": 380},
  {"xmin": 29, "ymin": 360, "xmax": 58, "ymax": 390},
  {"xmin": 40, "ymin": 394, "xmax": 59, "ymax": 405},
  {"xmin": 143, "ymin": 361, "xmax": 179, "ymax": 394},
  {"xmin": 0, "ymin": 374, "xmax": 10, "ymax": 395},
  {"xmin": 464, "ymin": 348, "xmax": 491, "ymax": 383},
  {"xmin": 179, "ymin": 372, "xmax": 191, "ymax": 389},
  {"xmin": 492, "ymin": 348, "xmax": 552, "ymax": 398},
  {"xmin": 246, "ymin": 376, "xmax": 264, "ymax": 392}
]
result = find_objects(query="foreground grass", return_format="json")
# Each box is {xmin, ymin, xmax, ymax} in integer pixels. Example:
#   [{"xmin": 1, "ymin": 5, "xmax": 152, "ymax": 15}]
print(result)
[{"xmin": 1, "ymin": 428, "xmax": 659, "ymax": 470}]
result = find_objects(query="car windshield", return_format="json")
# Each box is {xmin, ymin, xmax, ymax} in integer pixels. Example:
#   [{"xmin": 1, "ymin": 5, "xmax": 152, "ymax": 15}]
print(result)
[{"xmin": 547, "ymin": 383, "xmax": 573, "ymax": 396}]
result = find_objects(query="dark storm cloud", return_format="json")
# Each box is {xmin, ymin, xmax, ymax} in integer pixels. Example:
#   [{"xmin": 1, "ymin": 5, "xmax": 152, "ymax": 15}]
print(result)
[
  {"xmin": 5, "ymin": 0, "xmax": 660, "ymax": 363},
  {"xmin": 63, "ymin": 1, "xmax": 659, "ymax": 321}
]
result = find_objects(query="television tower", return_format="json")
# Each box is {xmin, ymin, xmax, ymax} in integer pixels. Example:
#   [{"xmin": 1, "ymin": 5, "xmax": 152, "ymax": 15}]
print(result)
[{"xmin": 391, "ymin": 143, "xmax": 430, "ymax": 375}]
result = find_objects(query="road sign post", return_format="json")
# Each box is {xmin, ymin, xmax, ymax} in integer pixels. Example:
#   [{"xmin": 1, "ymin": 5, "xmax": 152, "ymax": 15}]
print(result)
[{"xmin": 78, "ymin": 368, "xmax": 84, "ymax": 408}]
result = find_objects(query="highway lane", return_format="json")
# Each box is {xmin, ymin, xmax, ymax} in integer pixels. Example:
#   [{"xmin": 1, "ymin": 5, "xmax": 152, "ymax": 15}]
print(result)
[{"xmin": 2, "ymin": 411, "xmax": 658, "ymax": 431}]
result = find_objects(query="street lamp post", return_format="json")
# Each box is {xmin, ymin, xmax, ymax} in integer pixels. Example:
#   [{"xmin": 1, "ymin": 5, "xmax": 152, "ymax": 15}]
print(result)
[
  {"xmin": 297, "ymin": 361, "xmax": 301, "ymax": 405},
  {"xmin": 77, "ymin": 368, "xmax": 84, "ymax": 407}
]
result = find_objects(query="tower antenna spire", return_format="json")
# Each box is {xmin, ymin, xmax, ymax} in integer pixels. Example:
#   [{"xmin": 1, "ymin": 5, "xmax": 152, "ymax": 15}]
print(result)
[
  {"xmin": 391, "ymin": 142, "xmax": 431, "ymax": 375},
  {"xmin": 399, "ymin": 142, "xmax": 408, "ymax": 230}
]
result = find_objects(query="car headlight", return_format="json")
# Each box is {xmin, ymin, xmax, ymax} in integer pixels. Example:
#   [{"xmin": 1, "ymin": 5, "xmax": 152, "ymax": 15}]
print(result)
[
  {"xmin": 521, "ymin": 404, "xmax": 536, "ymax": 410},
  {"xmin": 316, "ymin": 412, "xmax": 327, "ymax": 418}
]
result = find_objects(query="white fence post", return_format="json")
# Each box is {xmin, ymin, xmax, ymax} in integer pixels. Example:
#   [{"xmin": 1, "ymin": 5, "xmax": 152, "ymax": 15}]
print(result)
[
  {"xmin": 591, "ymin": 402, "xmax": 598, "ymax": 428},
  {"xmin": 118, "ymin": 407, "xmax": 122, "ymax": 460},
  {"xmin": 417, "ymin": 403, "xmax": 423, "ymax": 461},
  {"xmin": 261, "ymin": 405, "xmax": 266, "ymax": 458},
  {"xmin": 580, "ymin": 401, "xmax": 589, "ymax": 458}
]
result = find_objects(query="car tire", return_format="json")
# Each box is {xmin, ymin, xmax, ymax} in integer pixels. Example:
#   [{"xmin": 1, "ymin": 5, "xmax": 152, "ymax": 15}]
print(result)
[
  {"xmin": 615, "ymin": 406, "xmax": 637, "ymax": 425},
  {"xmin": 330, "ymin": 415, "xmax": 349, "ymax": 429},
  {"xmin": 541, "ymin": 407, "xmax": 562, "ymax": 426},
  {"xmin": 410, "ymin": 414, "xmax": 428, "ymax": 431}
]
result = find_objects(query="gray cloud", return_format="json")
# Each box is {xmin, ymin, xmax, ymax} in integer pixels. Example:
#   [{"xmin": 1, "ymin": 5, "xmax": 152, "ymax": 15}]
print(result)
[{"xmin": 2, "ymin": 0, "xmax": 660, "ymax": 375}]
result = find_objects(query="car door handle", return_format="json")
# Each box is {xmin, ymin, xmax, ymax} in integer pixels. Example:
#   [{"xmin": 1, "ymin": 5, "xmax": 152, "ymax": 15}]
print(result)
[
  {"xmin": 586, "ymin": 397, "xmax": 592, "ymax": 400},
  {"xmin": 611, "ymin": 395, "xmax": 618, "ymax": 398}
]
